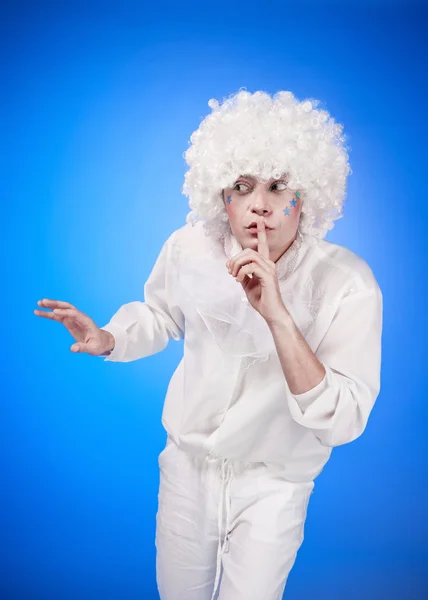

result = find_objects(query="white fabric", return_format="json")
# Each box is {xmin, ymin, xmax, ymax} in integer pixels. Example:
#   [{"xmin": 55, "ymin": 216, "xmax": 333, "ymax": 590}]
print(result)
[
  {"xmin": 100, "ymin": 221, "xmax": 383, "ymax": 481},
  {"xmin": 211, "ymin": 457, "xmax": 233, "ymax": 599},
  {"xmin": 155, "ymin": 436, "xmax": 314, "ymax": 600}
]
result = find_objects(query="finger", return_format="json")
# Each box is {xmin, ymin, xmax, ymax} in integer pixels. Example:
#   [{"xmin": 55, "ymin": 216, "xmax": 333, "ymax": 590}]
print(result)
[
  {"xmin": 229, "ymin": 251, "xmax": 271, "ymax": 277},
  {"xmin": 35, "ymin": 307, "xmax": 84, "ymax": 323},
  {"xmin": 236, "ymin": 261, "xmax": 267, "ymax": 283},
  {"xmin": 52, "ymin": 308, "xmax": 78, "ymax": 316},
  {"xmin": 257, "ymin": 220, "xmax": 269, "ymax": 260},
  {"xmin": 37, "ymin": 299, "xmax": 75, "ymax": 309},
  {"xmin": 70, "ymin": 342, "xmax": 86, "ymax": 353},
  {"xmin": 33, "ymin": 309, "xmax": 62, "ymax": 321},
  {"xmin": 51, "ymin": 308, "xmax": 90, "ymax": 323}
]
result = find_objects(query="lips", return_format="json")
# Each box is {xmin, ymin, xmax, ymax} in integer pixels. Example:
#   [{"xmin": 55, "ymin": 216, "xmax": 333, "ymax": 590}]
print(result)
[{"xmin": 247, "ymin": 222, "xmax": 273, "ymax": 230}]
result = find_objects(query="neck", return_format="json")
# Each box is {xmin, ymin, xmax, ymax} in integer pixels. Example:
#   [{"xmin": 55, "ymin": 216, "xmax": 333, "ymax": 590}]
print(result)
[{"xmin": 271, "ymin": 233, "xmax": 298, "ymax": 263}]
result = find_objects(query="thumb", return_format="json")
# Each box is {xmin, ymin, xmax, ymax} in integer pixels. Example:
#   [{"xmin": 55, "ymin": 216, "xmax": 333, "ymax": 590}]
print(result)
[{"xmin": 70, "ymin": 343, "xmax": 85, "ymax": 353}]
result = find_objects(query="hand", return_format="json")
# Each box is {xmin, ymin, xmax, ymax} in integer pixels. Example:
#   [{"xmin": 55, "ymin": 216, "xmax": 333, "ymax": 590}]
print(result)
[
  {"xmin": 34, "ymin": 298, "xmax": 115, "ymax": 355},
  {"xmin": 225, "ymin": 219, "xmax": 288, "ymax": 323}
]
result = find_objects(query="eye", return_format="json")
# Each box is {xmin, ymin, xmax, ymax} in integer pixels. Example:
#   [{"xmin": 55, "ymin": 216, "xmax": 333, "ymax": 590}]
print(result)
[
  {"xmin": 271, "ymin": 181, "xmax": 288, "ymax": 192},
  {"xmin": 233, "ymin": 182, "xmax": 251, "ymax": 193}
]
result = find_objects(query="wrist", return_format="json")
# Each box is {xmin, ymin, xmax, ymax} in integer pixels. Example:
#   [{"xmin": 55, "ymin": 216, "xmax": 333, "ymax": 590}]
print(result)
[
  {"xmin": 265, "ymin": 305, "xmax": 293, "ymax": 329},
  {"xmin": 100, "ymin": 330, "xmax": 115, "ymax": 355}
]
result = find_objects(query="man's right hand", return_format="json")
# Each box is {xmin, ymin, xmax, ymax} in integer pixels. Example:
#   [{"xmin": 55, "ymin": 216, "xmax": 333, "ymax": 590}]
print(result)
[{"xmin": 34, "ymin": 298, "xmax": 115, "ymax": 356}]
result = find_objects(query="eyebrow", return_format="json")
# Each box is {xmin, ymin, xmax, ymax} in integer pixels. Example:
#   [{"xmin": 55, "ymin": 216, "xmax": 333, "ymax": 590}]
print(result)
[
  {"xmin": 236, "ymin": 174, "xmax": 257, "ymax": 182},
  {"xmin": 236, "ymin": 174, "xmax": 288, "ymax": 183}
]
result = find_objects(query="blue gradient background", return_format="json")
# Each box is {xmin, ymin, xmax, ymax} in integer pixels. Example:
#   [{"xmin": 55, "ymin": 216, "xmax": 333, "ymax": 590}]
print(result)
[{"xmin": 2, "ymin": 1, "xmax": 427, "ymax": 599}]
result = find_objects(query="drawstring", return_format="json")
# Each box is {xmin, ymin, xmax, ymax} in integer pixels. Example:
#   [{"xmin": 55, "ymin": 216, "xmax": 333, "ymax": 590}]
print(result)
[{"xmin": 210, "ymin": 458, "xmax": 233, "ymax": 600}]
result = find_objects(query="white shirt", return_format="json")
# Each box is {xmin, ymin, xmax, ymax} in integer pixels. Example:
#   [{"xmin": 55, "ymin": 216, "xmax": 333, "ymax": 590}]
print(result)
[{"xmin": 100, "ymin": 221, "xmax": 383, "ymax": 482}]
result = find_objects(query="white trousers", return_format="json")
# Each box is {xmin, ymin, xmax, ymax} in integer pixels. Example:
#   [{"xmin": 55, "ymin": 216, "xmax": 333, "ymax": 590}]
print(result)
[{"xmin": 155, "ymin": 438, "xmax": 314, "ymax": 600}]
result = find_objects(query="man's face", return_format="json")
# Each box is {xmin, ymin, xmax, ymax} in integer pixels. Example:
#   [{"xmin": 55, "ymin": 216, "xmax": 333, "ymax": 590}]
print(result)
[{"xmin": 222, "ymin": 174, "xmax": 303, "ymax": 260}]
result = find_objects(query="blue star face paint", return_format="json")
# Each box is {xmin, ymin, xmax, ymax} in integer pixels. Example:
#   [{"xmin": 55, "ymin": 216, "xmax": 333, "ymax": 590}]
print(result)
[
  {"xmin": 226, "ymin": 195, "xmax": 232, "ymax": 204},
  {"xmin": 284, "ymin": 188, "xmax": 302, "ymax": 216}
]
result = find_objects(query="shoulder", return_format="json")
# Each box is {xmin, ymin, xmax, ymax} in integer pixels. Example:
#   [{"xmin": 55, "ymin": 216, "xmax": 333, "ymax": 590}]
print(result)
[
  {"xmin": 165, "ymin": 220, "xmax": 218, "ymax": 257},
  {"xmin": 168, "ymin": 220, "xmax": 204, "ymax": 242},
  {"xmin": 307, "ymin": 238, "xmax": 382, "ymax": 296}
]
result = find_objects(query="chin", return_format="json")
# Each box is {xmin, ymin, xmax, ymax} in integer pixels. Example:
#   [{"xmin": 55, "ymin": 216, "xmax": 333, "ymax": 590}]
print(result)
[{"xmin": 245, "ymin": 236, "xmax": 267, "ymax": 250}]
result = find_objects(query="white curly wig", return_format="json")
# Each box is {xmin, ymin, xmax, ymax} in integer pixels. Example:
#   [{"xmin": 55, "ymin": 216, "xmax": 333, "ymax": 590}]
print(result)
[{"xmin": 182, "ymin": 89, "xmax": 351, "ymax": 243}]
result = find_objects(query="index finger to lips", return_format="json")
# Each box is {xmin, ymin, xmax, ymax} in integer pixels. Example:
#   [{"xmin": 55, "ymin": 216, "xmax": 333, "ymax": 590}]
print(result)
[{"xmin": 257, "ymin": 220, "xmax": 269, "ymax": 260}]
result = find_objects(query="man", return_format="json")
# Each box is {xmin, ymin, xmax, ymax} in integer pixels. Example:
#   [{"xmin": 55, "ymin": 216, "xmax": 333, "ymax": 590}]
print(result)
[{"xmin": 34, "ymin": 90, "xmax": 383, "ymax": 600}]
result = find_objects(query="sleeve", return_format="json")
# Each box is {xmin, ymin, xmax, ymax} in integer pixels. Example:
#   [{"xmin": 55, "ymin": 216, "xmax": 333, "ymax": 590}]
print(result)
[
  {"xmin": 286, "ymin": 285, "xmax": 383, "ymax": 447},
  {"xmin": 99, "ymin": 231, "xmax": 185, "ymax": 363}
]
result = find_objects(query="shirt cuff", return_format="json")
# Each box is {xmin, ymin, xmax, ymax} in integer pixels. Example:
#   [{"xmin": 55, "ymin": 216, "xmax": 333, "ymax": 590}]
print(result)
[
  {"xmin": 289, "ymin": 366, "xmax": 330, "ymax": 413},
  {"xmin": 99, "ymin": 322, "xmax": 128, "ymax": 362}
]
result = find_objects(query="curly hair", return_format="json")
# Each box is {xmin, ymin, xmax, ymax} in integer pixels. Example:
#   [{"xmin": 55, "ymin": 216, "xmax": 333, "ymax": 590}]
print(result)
[{"xmin": 182, "ymin": 89, "xmax": 351, "ymax": 243}]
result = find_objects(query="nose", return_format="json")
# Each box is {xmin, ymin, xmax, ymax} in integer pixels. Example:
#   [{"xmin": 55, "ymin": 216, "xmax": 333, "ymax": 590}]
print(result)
[
  {"xmin": 250, "ymin": 191, "xmax": 272, "ymax": 216},
  {"xmin": 252, "ymin": 206, "xmax": 270, "ymax": 215}
]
